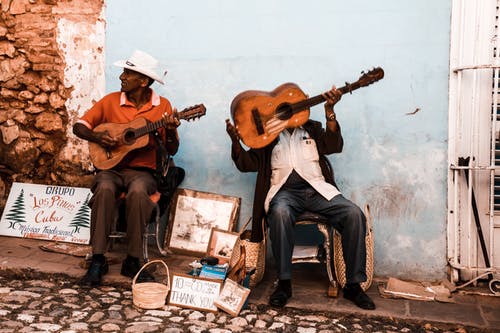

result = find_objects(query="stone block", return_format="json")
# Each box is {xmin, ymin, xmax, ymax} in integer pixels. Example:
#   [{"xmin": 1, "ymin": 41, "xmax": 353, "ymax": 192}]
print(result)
[
  {"xmin": 0, "ymin": 123, "xmax": 19, "ymax": 144},
  {"xmin": 9, "ymin": 0, "xmax": 27, "ymax": 15},
  {"xmin": 0, "ymin": 40, "xmax": 15, "ymax": 57},
  {"xmin": 49, "ymin": 91, "xmax": 65, "ymax": 109},
  {"xmin": 34, "ymin": 112, "xmax": 62, "ymax": 132}
]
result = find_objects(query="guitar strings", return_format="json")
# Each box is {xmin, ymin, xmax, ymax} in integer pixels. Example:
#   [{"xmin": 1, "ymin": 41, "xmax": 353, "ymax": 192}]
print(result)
[{"xmin": 264, "ymin": 115, "xmax": 287, "ymax": 135}]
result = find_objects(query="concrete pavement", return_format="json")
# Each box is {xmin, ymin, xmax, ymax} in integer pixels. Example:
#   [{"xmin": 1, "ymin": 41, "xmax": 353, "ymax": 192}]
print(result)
[{"xmin": 0, "ymin": 236, "xmax": 499, "ymax": 332}]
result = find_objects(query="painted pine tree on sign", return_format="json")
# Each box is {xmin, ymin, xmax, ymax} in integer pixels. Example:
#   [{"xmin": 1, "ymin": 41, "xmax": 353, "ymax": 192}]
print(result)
[
  {"xmin": 69, "ymin": 193, "xmax": 91, "ymax": 233},
  {"xmin": 4, "ymin": 189, "xmax": 26, "ymax": 229}
]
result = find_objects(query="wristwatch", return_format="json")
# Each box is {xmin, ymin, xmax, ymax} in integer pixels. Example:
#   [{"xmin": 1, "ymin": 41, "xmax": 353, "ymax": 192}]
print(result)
[{"xmin": 326, "ymin": 112, "xmax": 336, "ymax": 121}]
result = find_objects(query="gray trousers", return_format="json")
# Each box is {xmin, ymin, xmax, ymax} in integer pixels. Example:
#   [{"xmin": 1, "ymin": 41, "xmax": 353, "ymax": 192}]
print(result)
[
  {"xmin": 267, "ymin": 184, "xmax": 367, "ymax": 284},
  {"xmin": 88, "ymin": 169, "xmax": 157, "ymax": 259}
]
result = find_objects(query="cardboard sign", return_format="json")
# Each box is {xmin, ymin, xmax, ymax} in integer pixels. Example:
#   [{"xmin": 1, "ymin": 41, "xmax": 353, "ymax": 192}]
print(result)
[
  {"xmin": 168, "ymin": 274, "xmax": 222, "ymax": 312},
  {"xmin": 0, "ymin": 182, "xmax": 91, "ymax": 244}
]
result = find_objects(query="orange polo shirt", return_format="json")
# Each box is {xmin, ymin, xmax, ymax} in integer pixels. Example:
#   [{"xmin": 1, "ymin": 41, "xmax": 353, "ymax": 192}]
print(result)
[{"xmin": 77, "ymin": 89, "xmax": 175, "ymax": 170}]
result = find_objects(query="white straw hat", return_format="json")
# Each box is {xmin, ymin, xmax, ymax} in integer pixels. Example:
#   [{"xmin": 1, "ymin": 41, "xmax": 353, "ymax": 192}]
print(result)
[{"xmin": 114, "ymin": 50, "xmax": 165, "ymax": 85}]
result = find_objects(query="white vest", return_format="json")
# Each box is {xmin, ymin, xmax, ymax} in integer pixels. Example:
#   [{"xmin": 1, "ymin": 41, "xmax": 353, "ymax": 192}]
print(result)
[{"xmin": 264, "ymin": 128, "xmax": 341, "ymax": 211}]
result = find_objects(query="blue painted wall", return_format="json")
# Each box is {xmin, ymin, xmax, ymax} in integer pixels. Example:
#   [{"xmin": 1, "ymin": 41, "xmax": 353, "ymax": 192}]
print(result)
[{"xmin": 105, "ymin": 0, "xmax": 451, "ymax": 280}]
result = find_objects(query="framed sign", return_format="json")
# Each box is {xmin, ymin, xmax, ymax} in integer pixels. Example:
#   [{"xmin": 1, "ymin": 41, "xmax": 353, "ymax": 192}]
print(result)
[
  {"xmin": 168, "ymin": 273, "xmax": 222, "ymax": 312},
  {"xmin": 165, "ymin": 188, "xmax": 240, "ymax": 256},
  {"xmin": 214, "ymin": 278, "xmax": 251, "ymax": 316},
  {"xmin": 0, "ymin": 182, "xmax": 91, "ymax": 244},
  {"xmin": 207, "ymin": 228, "xmax": 239, "ymax": 264}
]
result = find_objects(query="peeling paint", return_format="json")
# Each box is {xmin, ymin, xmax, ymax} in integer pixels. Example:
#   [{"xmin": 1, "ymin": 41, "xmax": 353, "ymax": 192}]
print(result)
[{"xmin": 57, "ymin": 9, "xmax": 106, "ymax": 169}]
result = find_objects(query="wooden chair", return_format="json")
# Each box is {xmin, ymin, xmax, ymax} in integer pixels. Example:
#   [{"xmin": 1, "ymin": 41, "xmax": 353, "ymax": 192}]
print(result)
[{"xmin": 292, "ymin": 211, "xmax": 339, "ymax": 297}]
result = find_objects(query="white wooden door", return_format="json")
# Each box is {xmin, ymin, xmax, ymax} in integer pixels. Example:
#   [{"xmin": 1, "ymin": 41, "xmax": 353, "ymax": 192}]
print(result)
[{"xmin": 447, "ymin": 0, "xmax": 500, "ymax": 288}]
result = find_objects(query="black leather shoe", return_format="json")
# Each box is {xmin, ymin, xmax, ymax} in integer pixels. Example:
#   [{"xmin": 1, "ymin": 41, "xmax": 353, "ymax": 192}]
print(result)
[
  {"xmin": 79, "ymin": 258, "xmax": 108, "ymax": 287},
  {"xmin": 120, "ymin": 256, "xmax": 141, "ymax": 278},
  {"xmin": 269, "ymin": 280, "xmax": 292, "ymax": 308},
  {"xmin": 120, "ymin": 257, "xmax": 155, "ymax": 282},
  {"xmin": 343, "ymin": 283, "xmax": 376, "ymax": 310}
]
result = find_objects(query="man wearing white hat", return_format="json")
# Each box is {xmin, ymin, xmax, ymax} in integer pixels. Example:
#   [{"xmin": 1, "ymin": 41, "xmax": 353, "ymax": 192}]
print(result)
[{"xmin": 73, "ymin": 50, "xmax": 180, "ymax": 286}]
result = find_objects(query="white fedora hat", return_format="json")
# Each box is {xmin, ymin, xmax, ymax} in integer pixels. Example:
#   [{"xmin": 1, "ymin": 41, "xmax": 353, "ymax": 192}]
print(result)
[{"xmin": 114, "ymin": 50, "xmax": 165, "ymax": 85}]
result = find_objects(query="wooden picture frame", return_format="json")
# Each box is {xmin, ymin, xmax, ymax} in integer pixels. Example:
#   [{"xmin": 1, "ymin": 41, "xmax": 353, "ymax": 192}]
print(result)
[
  {"xmin": 165, "ymin": 188, "xmax": 240, "ymax": 257},
  {"xmin": 214, "ymin": 278, "xmax": 251, "ymax": 316},
  {"xmin": 207, "ymin": 228, "xmax": 239, "ymax": 264},
  {"xmin": 168, "ymin": 273, "xmax": 222, "ymax": 312}
]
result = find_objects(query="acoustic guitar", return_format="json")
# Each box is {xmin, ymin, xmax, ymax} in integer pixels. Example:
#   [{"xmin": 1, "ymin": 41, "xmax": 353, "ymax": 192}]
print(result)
[
  {"xmin": 89, "ymin": 104, "xmax": 206, "ymax": 170},
  {"xmin": 230, "ymin": 67, "xmax": 384, "ymax": 148}
]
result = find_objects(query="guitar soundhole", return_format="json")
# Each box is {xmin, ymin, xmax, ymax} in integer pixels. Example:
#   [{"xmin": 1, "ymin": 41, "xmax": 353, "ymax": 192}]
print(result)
[
  {"xmin": 276, "ymin": 103, "xmax": 293, "ymax": 120},
  {"xmin": 123, "ymin": 128, "xmax": 136, "ymax": 145}
]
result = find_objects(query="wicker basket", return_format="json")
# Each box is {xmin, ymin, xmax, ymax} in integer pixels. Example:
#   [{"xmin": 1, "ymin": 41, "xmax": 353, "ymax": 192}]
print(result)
[
  {"xmin": 333, "ymin": 204, "xmax": 374, "ymax": 291},
  {"xmin": 229, "ymin": 218, "xmax": 266, "ymax": 287},
  {"xmin": 132, "ymin": 260, "xmax": 170, "ymax": 309}
]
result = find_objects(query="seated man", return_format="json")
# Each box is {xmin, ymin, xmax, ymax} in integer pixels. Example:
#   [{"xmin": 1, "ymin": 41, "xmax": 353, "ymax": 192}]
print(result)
[
  {"xmin": 73, "ymin": 50, "xmax": 180, "ymax": 286},
  {"xmin": 225, "ymin": 86, "xmax": 375, "ymax": 310}
]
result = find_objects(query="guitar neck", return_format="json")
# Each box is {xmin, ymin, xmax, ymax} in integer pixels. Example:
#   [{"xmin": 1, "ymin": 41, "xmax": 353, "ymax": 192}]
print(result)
[
  {"xmin": 132, "ymin": 105, "xmax": 205, "ymax": 139},
  {"xmin": 291, "ymin": 83, "xmax": 357, "ymax": 113},
  {"xmin": 133, "ymin": 118, "xmax": 168, "ymax": 138}
]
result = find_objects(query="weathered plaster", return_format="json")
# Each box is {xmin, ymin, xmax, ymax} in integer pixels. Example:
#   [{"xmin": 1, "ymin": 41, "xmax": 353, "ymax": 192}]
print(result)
[{"xmin": 57, "ymin": 10, "xmax": 106, "ymax": 170}]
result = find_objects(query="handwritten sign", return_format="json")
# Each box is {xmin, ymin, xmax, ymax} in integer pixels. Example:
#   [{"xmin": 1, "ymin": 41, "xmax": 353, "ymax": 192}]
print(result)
[
  {"xmin": 0, "ymin": 182, "xmax": 91, "ymax": 244},
  {"xmin": 168, "ymin": 274, "xmax": 222, "ymax": 312}
]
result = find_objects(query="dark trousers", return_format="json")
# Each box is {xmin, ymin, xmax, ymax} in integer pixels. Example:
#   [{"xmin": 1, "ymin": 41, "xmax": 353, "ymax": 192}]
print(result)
[
  {"xmin": 267, "ymin": 184, "xmax": 367, "ymax": 284},
  {"xmin": 88, "ymin": 169, "xmax": 157, "ymax": 259}
]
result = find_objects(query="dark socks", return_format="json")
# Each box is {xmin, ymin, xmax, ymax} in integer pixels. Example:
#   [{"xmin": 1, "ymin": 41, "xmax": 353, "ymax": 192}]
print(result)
[
  {"xmin": 125, "ymin": 255, "xmax": 139, "ymax": 263},
  {"xmin": 92, "ymin": 254, "xmax": 105, "ymax": 263},
  {"xmin": 278, "ymin": 279, "xmax": 292, "ymax": 296}
]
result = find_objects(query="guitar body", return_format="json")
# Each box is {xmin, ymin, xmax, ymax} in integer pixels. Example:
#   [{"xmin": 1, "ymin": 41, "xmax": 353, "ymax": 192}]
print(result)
[
  {"xmin": 88, "ymin": 118, "xmax": 150, "ymax": 170},
  {"xmin": 87, "ymin": 103, "xmax": 206, "ymax": 170},
  {"xmin": 231, "ymin": 83, "xmax": 310, "ymax": 149},
  {"xmin": 230, "ymin": 67, "xmax": 384, "ymax": 149}
]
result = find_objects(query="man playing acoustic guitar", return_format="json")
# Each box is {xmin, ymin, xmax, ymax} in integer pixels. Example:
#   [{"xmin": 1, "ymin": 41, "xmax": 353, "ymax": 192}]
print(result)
[
  {"xmin": 225, "ymin": 86, "xmax": 375, "ymax": 310},
  {"xmin": 73, "ymin": 50, "xmax": 180, "ymax": 286}
]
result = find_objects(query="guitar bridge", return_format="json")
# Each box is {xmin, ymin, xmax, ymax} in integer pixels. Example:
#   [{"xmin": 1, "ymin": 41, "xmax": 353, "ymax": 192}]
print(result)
[{"xmin": 252, "ymin": 108, "xmax": 264, "ymax": 135}]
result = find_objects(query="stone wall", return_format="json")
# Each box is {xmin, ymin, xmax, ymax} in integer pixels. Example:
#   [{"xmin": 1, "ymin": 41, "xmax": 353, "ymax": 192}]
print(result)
[{"xmin": 0, "ymin": 0, "xmax": 104, "ymax": 215}]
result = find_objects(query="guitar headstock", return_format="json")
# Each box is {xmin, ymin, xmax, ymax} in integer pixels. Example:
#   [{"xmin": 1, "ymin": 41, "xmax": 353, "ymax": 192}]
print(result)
[
  {"xmin": 356, "ymin": 67, "xmax": 384, "ymax": 87},
  {"xmin": 179, "ymin": 104, "xmax": 207, "ymax": 121}
]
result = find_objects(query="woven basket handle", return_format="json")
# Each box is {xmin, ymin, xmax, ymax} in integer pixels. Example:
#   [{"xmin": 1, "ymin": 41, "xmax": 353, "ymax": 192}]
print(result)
[
  {"xmin": 237, "ymin": 217, "xmax": 267, "ymax": 242},
  {"xmin": 132, "ymin": 259, "xmax": 170, "ymax": 288},
  {"xmin": 237, "ymin": 217, "xmax": 252, "ymax": 235},
  {"xmin": 364, "ymin": 203, "xmax": 373, "ymax": 235}
]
